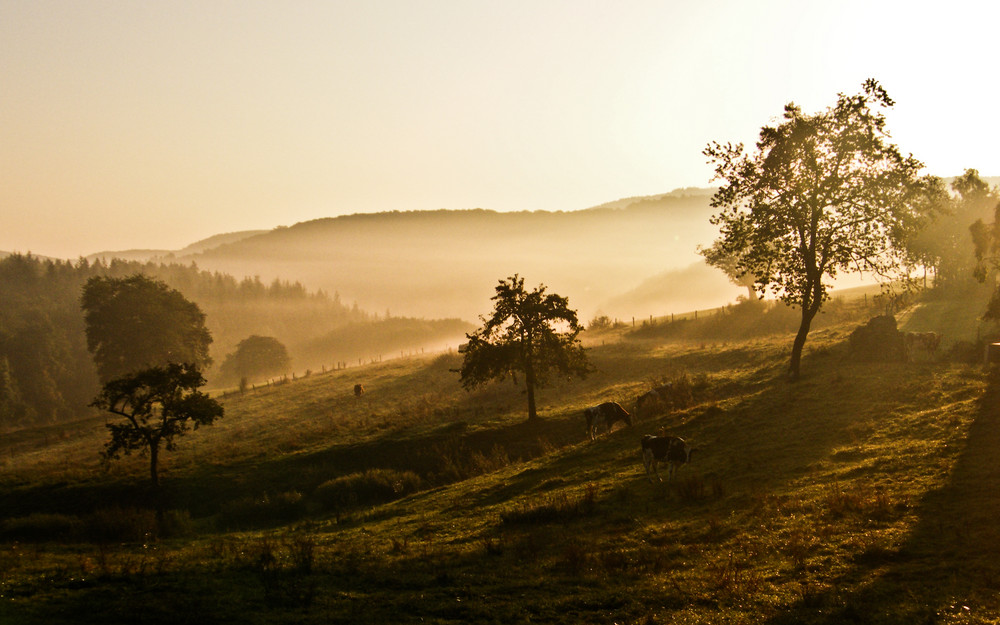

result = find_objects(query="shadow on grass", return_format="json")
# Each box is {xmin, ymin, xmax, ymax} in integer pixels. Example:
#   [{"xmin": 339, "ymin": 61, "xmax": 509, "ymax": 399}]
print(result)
[{"xmin": 765, "ymin": 371, "xmax": 1000, "ymax": 624}]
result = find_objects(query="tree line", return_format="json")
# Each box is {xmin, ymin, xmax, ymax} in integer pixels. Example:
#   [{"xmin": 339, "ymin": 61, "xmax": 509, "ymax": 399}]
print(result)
[{"xmin": 0, "ymin": 255, "xmax": 362, "ymax": 429}]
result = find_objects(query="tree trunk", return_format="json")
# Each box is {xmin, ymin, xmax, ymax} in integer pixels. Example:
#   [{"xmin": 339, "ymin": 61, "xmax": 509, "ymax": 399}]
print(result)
[
  {"xmin": 149, "ymin": 442, "xmax": 166, "ymax": 527},
  {"xmin": 149, "ymin": 444, "xmax": 160, "ymax": 490},
  {"xmin": 525, "ymin": 361, "xmax": 538, "ymax": 422},
  {"xmin": 789, "ymin": 302, "xmax": 821, "ymax": 381}
]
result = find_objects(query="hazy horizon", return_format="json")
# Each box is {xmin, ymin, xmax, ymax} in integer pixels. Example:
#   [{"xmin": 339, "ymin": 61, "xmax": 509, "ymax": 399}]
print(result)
[{"xmin": 4, "ymin": 1, "xmax": 1000, "ymax": 259}]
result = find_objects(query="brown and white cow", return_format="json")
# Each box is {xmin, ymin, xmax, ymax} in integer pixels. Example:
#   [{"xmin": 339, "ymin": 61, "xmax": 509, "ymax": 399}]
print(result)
[
  {"xmin": 641, "ymin": 434, "xmax": 694, "ymax": 482},
  {"xmin": 584, "ymin": 402, "xmax": 632, "ymax": 440}
]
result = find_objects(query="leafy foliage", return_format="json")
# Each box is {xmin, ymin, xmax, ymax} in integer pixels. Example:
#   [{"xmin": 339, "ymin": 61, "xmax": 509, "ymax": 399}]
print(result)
[
  {"xmin": 698, "ymin": 238, "xmax": 758, "ymax": 302},
  {"xmin": 0, "ymin": 254, "xmax": 362, "ymax": 428},
  {"xmin": 460, "ymin": 275, "xmax": 591, "ymax": 421},
  {"xmin": 218, "ymin": 335, "xmax": 291, "ymax": 385},
  {"xmin": 91, "ymin": 363, "xmax": 223, "ymax": 488},
  {"xmin": 961, "ymin": 174, "xmax": 1000, "ymax": 319},
  {"xmin": 82, "ymin": 274, "xmax": 214, "ymax": 382},
  {"xmin": 705, "ymin": 79, "xmax": 930, "ymax": 378}
]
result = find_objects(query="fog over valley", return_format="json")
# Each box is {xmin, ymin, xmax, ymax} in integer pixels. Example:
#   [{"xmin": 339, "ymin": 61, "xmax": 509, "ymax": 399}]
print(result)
[
  {"xmin": 11, "ymin": 3, "xmax": 1000, "ymax": 620},
  {"xmin": 85, "ymin": 188, "xmax": 735, "ymax": 323}
]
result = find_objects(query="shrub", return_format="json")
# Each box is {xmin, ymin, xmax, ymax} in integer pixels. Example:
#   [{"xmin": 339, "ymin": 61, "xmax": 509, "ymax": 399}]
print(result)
[
  {"xmin": 1, "ymin": 513, "xmax": 82, "ymax": 542},
  {"xmin": 949, "ymin": 340, "xmax": 984, "ymax": 364},
  {"xmin": 159, "ymin": 509, "xmax": 196, "ymax": 538},
  {"xmin": 848, "ymin": 315, "xmax": 905, "ymax": 362},
  {"xmin": 313, "ymin": 469, "xmax": 422, "ymax": 514},
  {"xmin": 500, "ymin": 485, "xmax": 598, "ymax": 526},
  {"xmin": 84, "ymin": 507, "xmax": 158, "ymax": 543},
  {"xmin": 218, "ymin": 491, "xmax": 307, "ymax": 530},
  {"xmin": 430, "ymin": 439, "xmax": 510, "ymax": 483},
  {"xmin": 823, "ymin": 483, "xmax": 894, "ymax": 521}
]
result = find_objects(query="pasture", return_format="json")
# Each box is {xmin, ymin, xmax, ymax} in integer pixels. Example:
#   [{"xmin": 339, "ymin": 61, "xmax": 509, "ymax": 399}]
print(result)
[{"xmin": 1, "ymin": 295, "xmax": 999, "ymax": 623}]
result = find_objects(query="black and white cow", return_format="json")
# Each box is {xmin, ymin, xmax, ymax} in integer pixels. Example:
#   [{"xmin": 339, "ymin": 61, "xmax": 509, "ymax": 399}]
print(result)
[
  {"xmin": 584, "ymin": 402, "xmax": 632, "ymax": 440},
  {"xmin": 641, "ymin": 434, "xmax": 694, "ymax": 482}
]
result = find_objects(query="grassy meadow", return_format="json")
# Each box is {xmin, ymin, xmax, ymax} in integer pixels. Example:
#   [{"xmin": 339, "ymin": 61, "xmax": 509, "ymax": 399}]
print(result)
[{"xmin": 2, "ymin": 291, "xmax": 1000, "ymax": 624}]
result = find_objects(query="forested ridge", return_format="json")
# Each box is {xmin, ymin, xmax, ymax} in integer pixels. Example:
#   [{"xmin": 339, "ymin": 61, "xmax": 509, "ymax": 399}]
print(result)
[{"xmin": 0, "ymin": 254, "xmax": 469, "ymax": 430}]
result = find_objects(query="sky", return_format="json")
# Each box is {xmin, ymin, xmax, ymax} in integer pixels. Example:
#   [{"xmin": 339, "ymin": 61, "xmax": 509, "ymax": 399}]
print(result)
[{"xmin": 3, "ymin": 0, "xmax": 1000, "ymax": 259}]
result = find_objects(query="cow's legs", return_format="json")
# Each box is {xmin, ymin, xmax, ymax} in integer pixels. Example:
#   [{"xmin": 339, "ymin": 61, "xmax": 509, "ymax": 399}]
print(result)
[
  {"xmin": 643, "ymin": 450, "xmax": 655, "ymax": 482},
  {"xmin": 643, "ymin": 450, "xmax": 662, "ymax": 482}
]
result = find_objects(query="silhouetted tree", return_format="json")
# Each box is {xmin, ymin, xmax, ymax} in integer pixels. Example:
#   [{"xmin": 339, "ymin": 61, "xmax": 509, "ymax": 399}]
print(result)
[
  {"xmin": 459, "ymin": 275, "xmax": 591, "ymax": 421},
  {"xmin": 218, "ymin": 335, "xmax": 291, "ymax": 385},
  {"xmin": 81, "ymin": 274, "xmax": 213, "ymax": 382},
  {"xmin": 0, "ymin": 356, "xmax": 31, "ymax": 426},
  {"xmin": 697, "ymin": 239, "xmax": 758, "ymax": 303},
  {"xmin": 91, "ymin": 362, "xmax": 223, "ymax": 490},
  {"xmin": 909, "ymin": 170, "xmax": 998, "ymax": 288},
  {"xmin": 705, "ymin": 79, "xmax": 930, "ymax": 380},
  {"xmin": 966, "ymin": 178, "xmax": 1000, "ymax": 319}
]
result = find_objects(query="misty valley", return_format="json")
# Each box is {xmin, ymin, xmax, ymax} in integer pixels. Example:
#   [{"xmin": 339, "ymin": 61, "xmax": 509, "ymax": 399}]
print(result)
[{"xmin": 5, "ymin": 152, "xmax": 1000, "ymax": 622}]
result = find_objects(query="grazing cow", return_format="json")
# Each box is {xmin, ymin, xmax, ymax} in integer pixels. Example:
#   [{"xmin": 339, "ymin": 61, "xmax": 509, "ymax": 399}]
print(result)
[
  {"xmin": 353, "ymin": 383, "xmax": 365, "ymax": 398},
  {"xmin": 584, "ymin": 402, "xmax": 632, "ymax": 440},
  {"xmin": 904, "ymin": 332, "xmax": 941, "ymax": 361},
  {"xmin": 641, "ymin": 434, "xmax": 694, "ymax": 482},
  {"xmin": 635, "ymin": 383, "xmax": 673, "ymax": 419}
]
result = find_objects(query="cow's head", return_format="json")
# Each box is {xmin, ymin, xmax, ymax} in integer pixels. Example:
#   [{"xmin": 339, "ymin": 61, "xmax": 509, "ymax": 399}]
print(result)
[{"xmin": 668, "ymin": 438, "xmax": 695, "ymax": 464}]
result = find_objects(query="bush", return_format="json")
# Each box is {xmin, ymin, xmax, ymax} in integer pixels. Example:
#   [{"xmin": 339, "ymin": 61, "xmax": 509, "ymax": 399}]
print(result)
[
  {"xmin": 949, "ymin": 339, "xmax": 985, "ymax": 364},
  {"xmin": 431, "ymin": 439, "xmax": 510, "ymax": 483},
  {"xmin": 218, "ymin": 491, "xmax": 307, "ymax": 530},
  {"xmin": 313, "ymin": 469, "xmax": 422, "ymax": 514},
  {"xmin": 84, "ymin": 506, "xmax": 159, "ymax": 543},
  {"xmin": 1, "ymin": 507, "xmax": 196, "ymax": 543},
  {"xmin": 848, "ymin": 315, "xmax": 905, "ymax": 362},
  {"xmin": 1, "ymin": 513, "xmax": 82, "ymax": 542},
  {"xmin": 637, "ymin": 370, "xmax": 710, "ymax": 418},
  {"xmin": 159, "ymin": 509, "xmax": 196, "ymax": 538},
  {"xmin": 500, "ymin": 484, "xmax": 598, "ymax": 526}
]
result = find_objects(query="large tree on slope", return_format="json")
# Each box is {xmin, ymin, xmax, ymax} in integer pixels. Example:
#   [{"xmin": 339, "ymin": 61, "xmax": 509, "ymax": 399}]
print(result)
[{"xmin": 704, "ymin": 79, "xmax": 931, "ymax": 379}]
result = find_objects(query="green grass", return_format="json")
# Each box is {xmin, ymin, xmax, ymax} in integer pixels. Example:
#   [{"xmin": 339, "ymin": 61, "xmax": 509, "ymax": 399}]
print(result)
[{"xmin": 3, "ymin": 295, "xmax": 1000, "ymax": 623}]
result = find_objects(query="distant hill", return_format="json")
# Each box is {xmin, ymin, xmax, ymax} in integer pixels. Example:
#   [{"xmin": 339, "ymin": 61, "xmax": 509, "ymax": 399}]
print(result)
[
  {"xmin": 599, "ymin": 261, "xmax": 744, "ymax": 320},
  {"xmin": 172, "ymin": 190, "xmax": 725, "ymax": 321},
  {"xmin": 86, "ymin": 229, "xmax": 267, "ymax": 263},
  {"xmin": 176, "ymin": 230, "xmax": 269, "ymax": 256}
]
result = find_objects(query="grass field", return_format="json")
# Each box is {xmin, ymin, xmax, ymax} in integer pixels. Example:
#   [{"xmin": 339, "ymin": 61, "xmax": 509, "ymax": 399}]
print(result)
[{"xmin": 2, "ymin": 293, "xmax": 1000, "ymax": 624}]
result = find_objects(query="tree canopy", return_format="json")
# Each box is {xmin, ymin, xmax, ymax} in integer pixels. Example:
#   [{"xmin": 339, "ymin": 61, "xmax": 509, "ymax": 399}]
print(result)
[
  {"xmin": 907, "ymin": 169, "xmax": 998, "ymax": 288},
  {"xmin": 704, "ymin": 79, "xmax": 930, "ymax": 379},
  {"xmin": 459, "ymin": 275, "xmax": 591, "ymax": 421},
  {"xmin": 92, "ymin": 362, "xmax": 223, "ymax": 489},
  {"xmin": 697, "ymin": 238, "xmax": 758, "ymax": 303},
  {"xmin": 218, "ymin": 335, "xmax": 291, "ymax": 385},
  {"xmin": 81, "ymin": 274, "xmax": 213, "ymax": 382}
]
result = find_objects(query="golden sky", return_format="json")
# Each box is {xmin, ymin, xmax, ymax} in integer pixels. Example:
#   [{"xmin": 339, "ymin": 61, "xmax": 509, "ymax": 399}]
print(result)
[{"xmin": 3, "ymin": 0, "xmax": 999, "ymax": 258}]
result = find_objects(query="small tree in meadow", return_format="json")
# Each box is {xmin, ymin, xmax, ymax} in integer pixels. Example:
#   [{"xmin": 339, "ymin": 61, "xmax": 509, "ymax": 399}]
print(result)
[
  {"xmin": 459, "ymin": 275, "xmax": 591, "ymax": 422},
  {"xmin": 92, "ymin": 362, "xmax": 223, "ymax": 491},
  {"xmin": 218, "ymin": 335, "xmax": 291, "ymax": 385}
]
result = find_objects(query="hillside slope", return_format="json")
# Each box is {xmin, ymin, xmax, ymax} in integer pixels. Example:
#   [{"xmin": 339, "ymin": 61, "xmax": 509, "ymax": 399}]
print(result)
[
  {"xmin": 175, "ymin": 192, "xmax": 723, "ymax": 321},
  {"xmin": 82, "ymin": 189, "xmax": 724, "ymax": 322},
  {"xmin": 2, "ymin": 296, "xmax": 999, "ymax": 623}
]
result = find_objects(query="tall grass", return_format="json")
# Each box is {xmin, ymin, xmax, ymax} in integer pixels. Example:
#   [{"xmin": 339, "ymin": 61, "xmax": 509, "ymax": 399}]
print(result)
[{"xmin": 3, "ymin": 293, "xmax": 999, "ymax": 624}]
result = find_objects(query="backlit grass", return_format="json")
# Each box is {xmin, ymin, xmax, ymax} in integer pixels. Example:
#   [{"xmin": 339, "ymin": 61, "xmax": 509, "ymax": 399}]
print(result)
[{"xmin": 2, "ymin": 298, "xmax": 999, "ymax": 623}]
